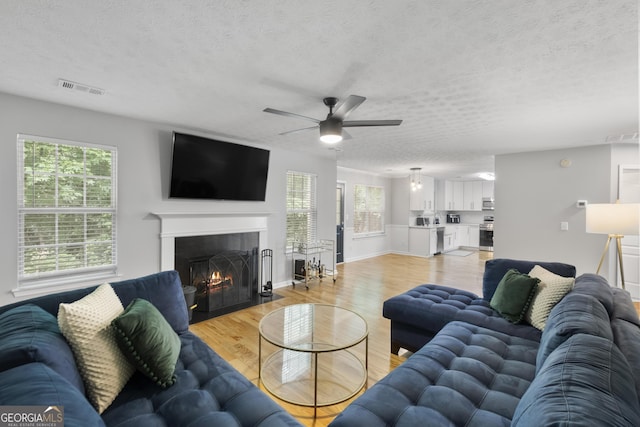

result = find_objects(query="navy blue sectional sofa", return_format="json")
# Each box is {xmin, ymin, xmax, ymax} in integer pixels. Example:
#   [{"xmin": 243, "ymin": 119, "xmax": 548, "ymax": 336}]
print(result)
[
  {"xmin": 330, "ymin": 259, "xmax": 640, "ymax": 426},
  {"xmin": 0, "ymin": 271, "xmax": 302, "ymax": 427}
]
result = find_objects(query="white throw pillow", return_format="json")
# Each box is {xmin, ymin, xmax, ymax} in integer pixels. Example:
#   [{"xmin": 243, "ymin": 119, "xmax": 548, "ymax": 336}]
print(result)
[
  {"xmin": 58, "ymin": 283, "xmax": 135, "ymax": 413},
  {"xmin": 525, "ymin": 265, "xmax": 575, "ymax": 330}
]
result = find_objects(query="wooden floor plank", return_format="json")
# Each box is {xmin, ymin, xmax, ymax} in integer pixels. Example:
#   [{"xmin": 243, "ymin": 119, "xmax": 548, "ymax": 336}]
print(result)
[{"xmin": 190, "ymin": 251, "xmax": 492, "ymax": 426}]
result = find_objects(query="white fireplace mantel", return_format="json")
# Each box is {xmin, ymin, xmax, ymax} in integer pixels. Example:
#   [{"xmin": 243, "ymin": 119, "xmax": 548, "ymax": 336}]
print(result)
[{"xmin": 151, "ymin": 212, "xmax": 270, "ymax": 271}]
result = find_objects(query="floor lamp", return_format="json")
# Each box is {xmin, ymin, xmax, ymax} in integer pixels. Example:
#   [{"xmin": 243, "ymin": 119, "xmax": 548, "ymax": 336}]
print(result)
[{"xmin": 586, "ymin": 202, "xmax": 640, "ymax": 289}]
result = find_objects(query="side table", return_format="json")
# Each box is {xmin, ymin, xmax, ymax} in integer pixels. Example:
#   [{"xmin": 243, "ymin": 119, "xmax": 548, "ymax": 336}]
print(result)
[{"xmin": 258, "ymin": 303, "xmax": 368, "ymax": 417}]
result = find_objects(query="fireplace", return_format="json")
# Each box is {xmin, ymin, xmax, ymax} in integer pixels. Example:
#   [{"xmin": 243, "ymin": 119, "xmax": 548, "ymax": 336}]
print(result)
[
  {"xmin": 152, "ymin": 212, "xmax": 274, "ymax": 323},
  {"xmin": 175, "ymin": 233, "xmax": 259, "ymax": 319}
]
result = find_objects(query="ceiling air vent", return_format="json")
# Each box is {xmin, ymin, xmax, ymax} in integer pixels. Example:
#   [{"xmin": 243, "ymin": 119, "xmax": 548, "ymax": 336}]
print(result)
[{"xmin": 57, "ymin": 79, "xmax": 105, "ymax": 96}]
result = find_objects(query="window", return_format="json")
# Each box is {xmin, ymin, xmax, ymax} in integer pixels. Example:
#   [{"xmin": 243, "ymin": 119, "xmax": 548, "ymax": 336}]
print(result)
[
  {"xmin": 354, "ymin": 184, "xmax": 385, "ymax": 235},
  {"xmin": 286, "ymin": 171, "xmax": 317, "ymax": 246},
  {"xmin": 17, "ymin": 134, "xmax": 117, "ymax": 288}
]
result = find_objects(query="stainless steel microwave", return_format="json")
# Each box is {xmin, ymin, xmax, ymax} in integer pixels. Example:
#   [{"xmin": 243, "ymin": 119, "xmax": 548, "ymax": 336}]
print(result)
[{"xmin": 482, "ymin": 197, "xmax": 495, "ymax": 210}]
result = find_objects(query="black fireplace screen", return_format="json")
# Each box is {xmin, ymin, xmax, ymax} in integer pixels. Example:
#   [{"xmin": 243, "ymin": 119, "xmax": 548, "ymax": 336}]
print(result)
[{"xmin": 189, "ymin": 249, "xmax": 258, "ymax": 312}]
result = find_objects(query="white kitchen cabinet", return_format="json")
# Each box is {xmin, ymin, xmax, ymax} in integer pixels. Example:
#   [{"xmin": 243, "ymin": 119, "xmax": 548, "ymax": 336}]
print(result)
[
  {"xmin": 468, "ymin": 224, "xmax": 480, "ymax": 248},
  {"xmin": 444, "ymin": 181, "xmax": 452, "ymax": 210},
  {"xmin": 443, "ymin": 232, "xmax": 454, "ymax": 252},
  {"xmin": 444, "ymin": 226, "xmax": 456, "ymax": 251},
  {"xmin": 482, "ymin": 181, "xmax": 494, "ymax": 199},
  {"xmin": 454, "ymin": 182, "xmax": 464, "ymax": 210},
  {"xmin": 444, "ymin": 181, "xmax": 464, "ymax": 211},
  {"xmin": 424, "ymin": 176, "xmax": 435, "ymax": 211},
  {"xmin": 408, "ymin": 227, "xmax": 430, "ymax": 257},
  {"xmin": 457, "ymin": 225, "xmax": 470, "ymax": 247},
  {"xmin": 409, "ymin": 176, "xmax": 435, "ymax": 212},
  {"xmin": 463, "ymin": 181, "xmax": 483, "ymax": 211},
  {"xmin": 409, "ymin": 186, "xmax": 424, "ymax": 211}
]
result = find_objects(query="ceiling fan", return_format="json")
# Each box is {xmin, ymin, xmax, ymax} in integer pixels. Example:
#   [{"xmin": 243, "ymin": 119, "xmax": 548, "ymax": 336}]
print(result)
[{"xmin": 263, "ymin": 95, "xmax": 402, "ymax": 143}]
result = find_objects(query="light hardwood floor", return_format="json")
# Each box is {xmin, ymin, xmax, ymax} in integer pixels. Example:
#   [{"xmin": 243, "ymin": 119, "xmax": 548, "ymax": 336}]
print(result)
[{"xmin": 190, "ymin": 251, "xmax": 493, "ymax": 426}]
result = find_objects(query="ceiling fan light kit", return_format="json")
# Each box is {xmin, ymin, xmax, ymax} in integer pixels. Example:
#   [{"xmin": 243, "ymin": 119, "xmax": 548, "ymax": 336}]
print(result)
[
  {"xmin": 319, "ymin": 119, "xmax": 343, "ymax": 143},
  {"xmin": 264, "ymin": 95, "xmax": 402, "ymax": 143}
]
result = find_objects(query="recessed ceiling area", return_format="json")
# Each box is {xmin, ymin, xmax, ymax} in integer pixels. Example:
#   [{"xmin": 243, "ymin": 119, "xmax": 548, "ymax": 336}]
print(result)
[{"xmin": 0, "ymin": 1, "xmax": 637, "ymax": 179}]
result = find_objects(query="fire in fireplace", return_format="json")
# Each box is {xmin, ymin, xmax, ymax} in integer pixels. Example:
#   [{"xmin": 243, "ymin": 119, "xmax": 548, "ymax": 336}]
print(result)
[
  {"xmin": 189, "ymin": 249, "xmax": 258, "ymax": 313},
  {"xmin": 208, "ymin": 271, "xmax": 233, "ymax": 289}
]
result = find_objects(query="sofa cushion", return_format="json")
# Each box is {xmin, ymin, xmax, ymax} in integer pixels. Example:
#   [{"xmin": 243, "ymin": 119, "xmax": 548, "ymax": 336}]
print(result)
[
  {"xmin": 102, "ymin": 331, "xmax": 302, "ymax": 427},
  {"xmin": 490, "ymin": 269, "xmax": 539, "ymax": 323},
  {"xmin": 611, "ymin": 287, "xmax": 640, "ymax": 327},
  {"xmin": 330, "ymin": 321, "xmax": 539, "ymax": 426},
  {"xmin": 383, "ymin": 284, "xmax": 484, "ymax": 333},
  {"xmin": 610, "ymin": 287, "xmax": 640, "ymax": 399},
  {"xmin": 58, "ymin": 283, "xmax": 135, "ymax": 413},
  {"xmin": 513, "ymin": 334, "xmax": 640, "ymax": 426},
  {"xmin": 482, "ymin": 258, "xmax": 576, "ymax": 301},
  {"xmin": 536, "ymin": 291, "xmax": 612, "ymax": 373},
  {"xmin": 611, "ymin": 317, "xmax": 640, "ymax": 400},
  {"xmin": 0, "ymin": 363, "xmax": 105, "ymax": 427},
  {"xmin": 383, "ymin": 284, "xmax": 542, "ymax": 352},
  {"xmin": 0, "ymin": 304, "xmax": 84, "ymax": 393},
  {"xmin": 112, "ymin": 298, "xmax": 181, "ymax": 388},
  {"xmin": 524, "ymin": 265, "xmax": 574, "ymax": 330},
  {"xmin": 570, "ymin": 273, "xmax": 614, "ymax": 314}
]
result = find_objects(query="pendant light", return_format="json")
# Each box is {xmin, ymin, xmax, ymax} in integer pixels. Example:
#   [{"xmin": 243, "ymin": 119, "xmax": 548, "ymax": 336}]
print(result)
[{"xmin": 410, "ymin": 167, "xmax": 422, "ymax": 191}]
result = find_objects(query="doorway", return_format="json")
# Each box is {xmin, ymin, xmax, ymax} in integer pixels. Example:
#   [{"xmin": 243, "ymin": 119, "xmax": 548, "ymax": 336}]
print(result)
[
  {"xmin": 618, "ymin": 165, "xmax": 639, "ymax": 297},
  {"xmin": 336, "ymin": 182, "xmax": 345, "ymax": 263}
]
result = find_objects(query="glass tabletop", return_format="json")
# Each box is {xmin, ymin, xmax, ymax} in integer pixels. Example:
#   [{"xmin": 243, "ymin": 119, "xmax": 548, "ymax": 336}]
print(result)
[{"xmin": 259, "ymin": 303, "xmax": 368, "ymax": 352}]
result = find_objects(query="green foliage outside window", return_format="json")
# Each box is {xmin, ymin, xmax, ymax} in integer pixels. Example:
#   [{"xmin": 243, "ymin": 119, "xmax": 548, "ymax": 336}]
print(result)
[
  {"xmin": 19, "ymin": 138, "xmax": 116, "ymax": 280},
  {"xmin": 354, "ymin": 184, "xmax": 384, "ymax": 235},
  {"xmin": 286, "ymin": 171, "xmax": 317, "ymax": 246}
]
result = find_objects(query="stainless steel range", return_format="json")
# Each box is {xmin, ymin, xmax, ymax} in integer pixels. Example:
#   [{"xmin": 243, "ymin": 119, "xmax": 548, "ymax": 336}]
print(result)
[{"xmin": 479, "ymin": 216, "xmax": 494, "ymax": 251}]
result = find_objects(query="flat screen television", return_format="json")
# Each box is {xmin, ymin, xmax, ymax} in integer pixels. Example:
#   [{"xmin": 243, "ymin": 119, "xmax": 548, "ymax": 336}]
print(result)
[{"xmin": 169, "ymin": 132, "xmax": 270, "ymax": 201}]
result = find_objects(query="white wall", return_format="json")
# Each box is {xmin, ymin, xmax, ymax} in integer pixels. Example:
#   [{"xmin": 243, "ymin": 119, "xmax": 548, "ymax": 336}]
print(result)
[
  {"xmin": 0, "ymin": 92, "xmax": 336, "ymax": 305},
  {"xmin": 336, "ymin": 167, "xmax": 392, "ymax": 262},
  {"xmin": 494, "ymin": 144, "xmax": 636, "ymax": 280},
  {"xmin": 389, "ymin": 177, "xmax": 410, "ymax": 254}
]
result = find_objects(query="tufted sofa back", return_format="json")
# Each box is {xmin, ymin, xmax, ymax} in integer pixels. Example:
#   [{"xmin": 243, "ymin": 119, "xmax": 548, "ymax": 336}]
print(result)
[
  {"xmin": 482, "ymin": 258, "xmax": 576, "ymax": 301},
  {"xmin": 0, "ymin": 270, "xmax": 189, "ymax": 334}
]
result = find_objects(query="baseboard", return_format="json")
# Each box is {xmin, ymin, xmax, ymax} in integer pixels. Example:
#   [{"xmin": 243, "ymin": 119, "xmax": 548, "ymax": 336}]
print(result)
[{"xmin": 344, "ymin": 250, "xmax": 393, "ymax": 263}]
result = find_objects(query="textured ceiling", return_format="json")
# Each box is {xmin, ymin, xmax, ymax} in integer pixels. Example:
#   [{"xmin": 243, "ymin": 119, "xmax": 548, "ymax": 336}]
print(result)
[{"xmin": 0, "ymin": 1, "xmax": 637, "ymax": 178}]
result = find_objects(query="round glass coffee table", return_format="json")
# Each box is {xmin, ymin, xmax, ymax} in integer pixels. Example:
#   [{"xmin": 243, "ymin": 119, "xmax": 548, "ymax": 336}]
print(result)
[{"xmin": 258, "ymin": 303, "xmax": 368, "ymax": 417}]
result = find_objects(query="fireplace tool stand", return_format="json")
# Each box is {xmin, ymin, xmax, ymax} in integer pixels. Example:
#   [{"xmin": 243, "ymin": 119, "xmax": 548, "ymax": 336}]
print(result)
[{"xmin": 260, "ymin": 249, "xmax": 273, "ymax": 297}]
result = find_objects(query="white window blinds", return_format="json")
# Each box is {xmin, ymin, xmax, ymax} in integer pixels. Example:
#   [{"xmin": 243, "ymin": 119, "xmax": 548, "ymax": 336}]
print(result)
[
  {"xmin": 17, "ymin": 134, "xmax": 117, "ymax": 286},
  {"xmin": 286, "ymin": 171, "xmax": 317, "ymax": 245},
  {"xmin": 354, "ymin": 184, "xmax": 385, "ymax": 235}
]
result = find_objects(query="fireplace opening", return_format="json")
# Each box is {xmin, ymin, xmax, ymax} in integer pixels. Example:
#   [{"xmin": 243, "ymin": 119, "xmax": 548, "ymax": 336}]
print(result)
[
  {"xmin": 174, "ymin": 232, "xmax": 281, "ymax": 323},
  {"xmin": 190, "ymin": 249, "xmax": 257, "ymax": 313}
]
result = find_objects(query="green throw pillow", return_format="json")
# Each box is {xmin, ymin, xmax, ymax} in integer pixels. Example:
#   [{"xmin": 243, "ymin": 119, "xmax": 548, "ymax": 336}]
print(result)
[
  {"xmin": 490, "ymin": 269, "xmax": 540, "ymax": 323},
  {"xmin": 111, "ymin": 298, "xmax": 181, "ymax": 388}
]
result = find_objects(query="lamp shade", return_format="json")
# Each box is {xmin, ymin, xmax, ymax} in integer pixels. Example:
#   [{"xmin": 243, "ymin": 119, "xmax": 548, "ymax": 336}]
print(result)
[{"xmin": 586, "ymin": 203, "xmax": 640, "ymax": 235}]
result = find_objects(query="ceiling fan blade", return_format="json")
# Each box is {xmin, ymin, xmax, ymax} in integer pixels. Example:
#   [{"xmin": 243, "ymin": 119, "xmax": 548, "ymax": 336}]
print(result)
[
  {"xmin": 278, "ymin": 125, "xmax": 319, "ymax": 136},
  {"xmin": 342, "ymin": 119, "xmax": 403, "ymax": 127},
  {"xmin": 263, "ymin": 108, "xmax": 320, "ymax": 123},
  {"xmin": 332, "ymin": 95, "xmax": 366, "ymax": 120},
  {"xmin": 342, "ymin": 129, "xmax": 353, "ymax": 140}
]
